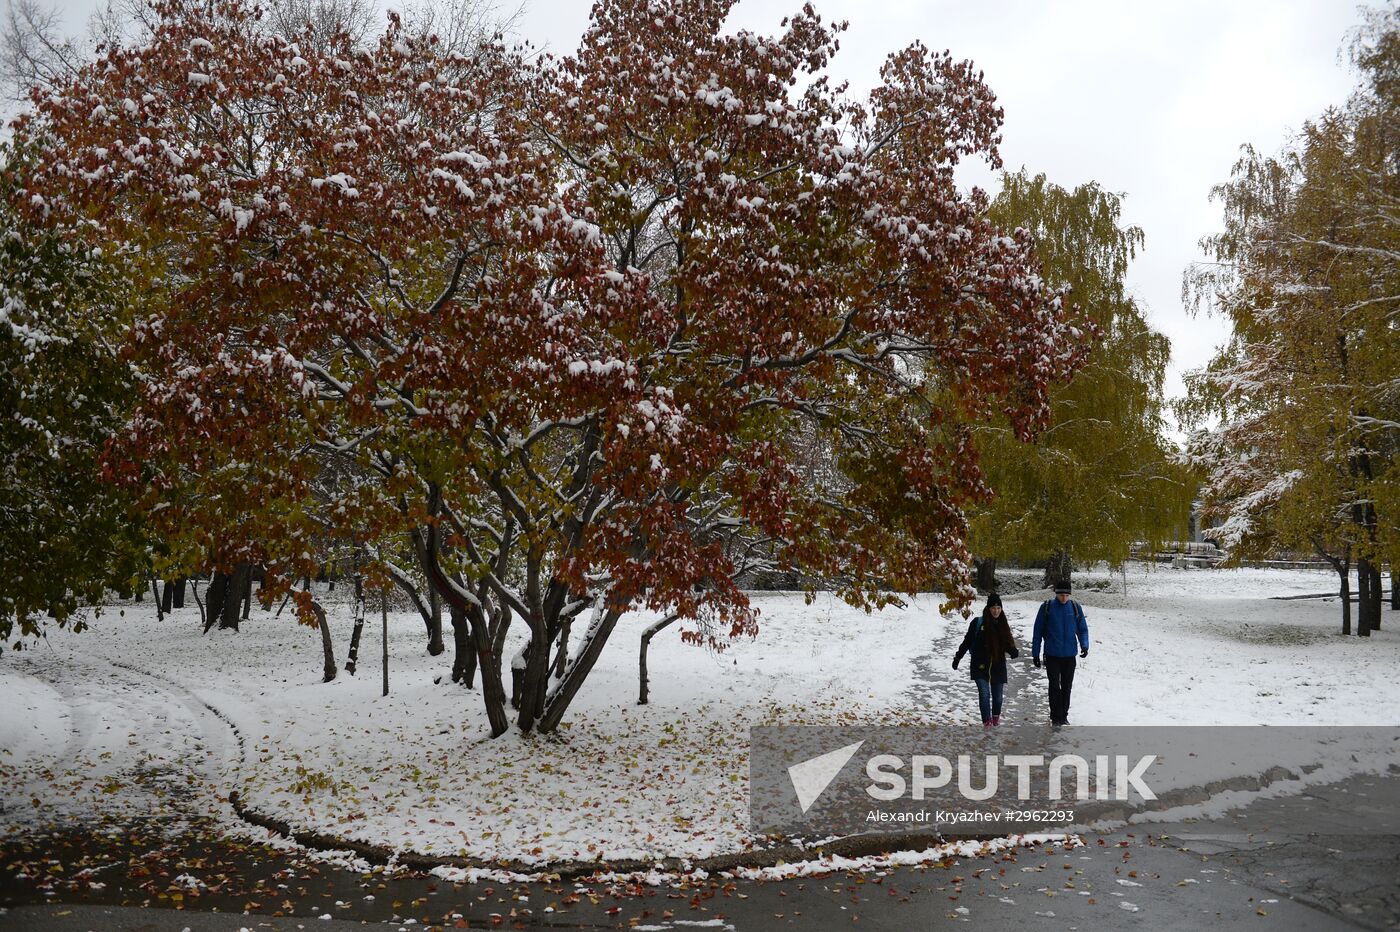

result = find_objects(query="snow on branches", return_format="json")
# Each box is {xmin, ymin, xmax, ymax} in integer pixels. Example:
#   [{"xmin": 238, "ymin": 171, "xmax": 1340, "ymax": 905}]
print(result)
[{"xmin": 12, "ymin": 0, "xmax": 1091, "ymax": 731}]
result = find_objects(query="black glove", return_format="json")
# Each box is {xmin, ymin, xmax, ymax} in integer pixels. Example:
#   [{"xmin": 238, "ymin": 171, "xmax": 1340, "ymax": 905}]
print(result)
[
  {"xmin": 951, "ymin": 657, "xmax": 959, "ymax": 670},
  {"xmin": 1080, "ymin": 649, "xmax": 1088, "ymax": 659},
  {"xmin": 1032, "ymin": 657, "xmax": 1042, "ymax": 669}
]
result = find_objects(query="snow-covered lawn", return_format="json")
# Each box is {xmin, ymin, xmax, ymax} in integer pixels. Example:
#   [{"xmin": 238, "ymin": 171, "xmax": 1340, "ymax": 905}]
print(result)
[
  {"xmin": 1, "ymin": 590, "xmax": 954, "ymax": 864},
  {"xmin": 1015, "ymin": 564, "xmax": 1399, "ymax": 726},
  {"xmin": 1, "ymin": 564, "xmax": 1395, "ymax": 866}
]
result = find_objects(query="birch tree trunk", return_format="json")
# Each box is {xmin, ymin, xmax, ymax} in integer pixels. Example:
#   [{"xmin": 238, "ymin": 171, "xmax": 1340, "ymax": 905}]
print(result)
[{"xmin": 344, "ymin": 573, "xmax": 366, "ymax": 673}]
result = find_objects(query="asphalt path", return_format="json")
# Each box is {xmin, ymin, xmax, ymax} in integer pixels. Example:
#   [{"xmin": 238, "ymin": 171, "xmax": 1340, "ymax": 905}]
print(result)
[{"xmin": 4, "ymin": 771, "xmax": 1398, "ymax": 930}]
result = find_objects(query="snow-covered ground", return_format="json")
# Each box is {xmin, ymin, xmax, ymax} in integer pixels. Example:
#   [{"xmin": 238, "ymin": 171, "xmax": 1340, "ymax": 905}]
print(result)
[
  {"xmin": 1003, "ymin": 564, "xmax": 1396, "ymax": 726},
  {"xmin": 1, "ymin": 564, "xmax": 1395, "ymax": 867}
]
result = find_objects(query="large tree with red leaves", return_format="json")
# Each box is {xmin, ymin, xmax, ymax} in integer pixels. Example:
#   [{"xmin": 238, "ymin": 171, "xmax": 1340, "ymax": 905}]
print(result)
[{"xmin": 13, "ymin": 0, "xmax": 1091, "ymax": 734}]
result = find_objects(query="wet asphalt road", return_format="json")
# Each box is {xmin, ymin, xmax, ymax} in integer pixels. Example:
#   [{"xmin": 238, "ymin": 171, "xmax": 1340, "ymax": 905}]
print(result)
[{"xmin": 3, "ymin": 770, "xmax": 1398, "ymax": 931}]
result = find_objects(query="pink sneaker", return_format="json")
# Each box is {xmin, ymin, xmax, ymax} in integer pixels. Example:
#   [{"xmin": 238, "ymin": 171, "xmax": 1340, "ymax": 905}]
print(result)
[
  {"xmin": 991, "ymin": 716, "xmax": 1001, "ymax": 726},
  {"xmin": 983, "ymin": 721, "xmax": 993, "ymax": 729}
]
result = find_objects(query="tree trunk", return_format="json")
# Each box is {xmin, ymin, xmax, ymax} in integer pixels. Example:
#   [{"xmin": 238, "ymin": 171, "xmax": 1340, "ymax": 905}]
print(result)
[
  {"xmin": 1313, "ymin": 538, "xmax": 1352, "ymax": 636},
  {"xmin": 173, "ymin": 577, "xmax": 186, "ymax": 609},
  {"xmin": 204, "ymin": 571, "xmax": 229, "ymax": 633},
  {"xmin": 220, "ymin": 564, "xmax": 247, "ymax": 631},
  {"xmin": 1341, "ymin": 558, "xmax": 1353, "ymax": 636},
  {"xmin": 309, "ymin": 601, "xmax": 336, "ymax": 682},
  {"xmin": 449, "ymin": 602, "xmax": 474, "ymax": 687},
  {"xmin": 512, "ymin": 559, "xmax": 551, "ymax": 732},
  {"xmin": 470, "ymin": 603, "xmax": 510, "ymax": 736},
  {"xmin": 344, "ymin": 573, "xmax": 366, "ymax": 674},
  {"xmin": 1357, "ymin": 558, "xmax": 1379, "ymax": 636},
  {"xmin": 1041, "ymin": 551, "xmax": 1073, "ymax": 590},
  {"xmin": 160, "ymin": 579, "xmax": 174, "ymax": 615},
  {"xmin": 538, "ymin": 604, "xmax": 623, "ymax": 733},
  {"xmin": 389, "ymin": 569, "xmax": 443, "ymax": 656},
  {"xmin": 420, "ymin": 505, "xmax": 510, "ymax": 736},
  {"xmin": 1358, "ymin": 560, "xmax": 1370, "ymax": 636},
  {"xmin": 427, "ymin": 584, "xmax": 444, "ymax": 656},
  {"xmin": 553, "ymin": 618, "xmax": 571, "ymax": 679},
  {"xmin": 1391, "ymin": 566, "xmax": 1399, "ymax": 611},
  {"xmin": 510, "ymin": 643, "xmax": 528, "ymax": 710},
  {"xmin": 1367, "ymin": 562, "xmax": 1382, "ymax": 630},
  {"xmin": 638, "ymin": 613, "xmax": 680, "ymax": 705},
  {"xmin": 241, "ymin": 566, "xmax": 254, "ymax": 620},
  {"xmin": 151, "ymin": 577, "xmax": 165, "ymax": 621},
  {"xmin": 514, "ymin": 622, "xmax": 553, "ymax": 732},
  {"xmin": 1348, "ymin": 445, "xmax": 1381, "ymax": 632},
  {"xmin": 974, "ymin": 557, "xmax": 998, "ymax": 593}
]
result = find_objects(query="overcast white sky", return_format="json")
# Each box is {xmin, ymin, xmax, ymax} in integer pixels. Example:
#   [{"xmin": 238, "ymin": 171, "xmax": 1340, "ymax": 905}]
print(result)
[{"xmin": 49, "ymin": 0, "xmax": 1367, "ymax": 433}]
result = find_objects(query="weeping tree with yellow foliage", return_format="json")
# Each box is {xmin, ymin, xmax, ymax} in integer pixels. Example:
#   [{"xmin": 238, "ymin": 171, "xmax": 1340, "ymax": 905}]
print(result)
[{"xmin": 970, "ymin": 171, "xmax": 1195, "ymax": 590}]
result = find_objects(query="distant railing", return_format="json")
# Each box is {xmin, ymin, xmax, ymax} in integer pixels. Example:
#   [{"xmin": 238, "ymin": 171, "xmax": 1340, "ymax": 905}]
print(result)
[
  {"xmin": 1232, "ymin": 559, "xmax": 1334, "ymax": 571},
  {"xmin": 1128, "ymin": 540, "xmax": 1339, "ymax": 571},
  {"xmin": 1130, "ymin": 541, "xmax": 1225, "ymax": 566}
]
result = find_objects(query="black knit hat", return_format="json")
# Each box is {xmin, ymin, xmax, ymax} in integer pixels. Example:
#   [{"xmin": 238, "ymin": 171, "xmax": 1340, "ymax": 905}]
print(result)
[
  {"xmin": 985, "ymin": 592, "xmax": 1003, "ymax": 608},
  {"xmin": 1053, "ymin": 580, "xmax": 1072, "ymax": 594}
]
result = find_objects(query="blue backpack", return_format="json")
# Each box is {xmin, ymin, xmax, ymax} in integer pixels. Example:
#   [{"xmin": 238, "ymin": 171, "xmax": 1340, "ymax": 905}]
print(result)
[{"xmin": 1038, "ymin": 598, "xmax": 1085, "ymax": 627}]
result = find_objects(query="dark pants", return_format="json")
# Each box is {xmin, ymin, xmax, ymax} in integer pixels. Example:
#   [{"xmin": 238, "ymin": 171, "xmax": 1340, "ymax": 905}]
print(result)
[
  {"xmin": 1044, "ymin": 655, "xmax": 1077, "ymax": 724},
  {"xmin": 973, "ymin": 677, "xmax": 1004, "ymax": 723}
]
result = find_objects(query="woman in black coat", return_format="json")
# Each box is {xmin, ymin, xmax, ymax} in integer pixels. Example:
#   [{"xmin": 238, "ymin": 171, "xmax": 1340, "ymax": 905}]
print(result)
[{"xmin": 952, "ymin": 593, "xmax": 1020, "ymax": 727}]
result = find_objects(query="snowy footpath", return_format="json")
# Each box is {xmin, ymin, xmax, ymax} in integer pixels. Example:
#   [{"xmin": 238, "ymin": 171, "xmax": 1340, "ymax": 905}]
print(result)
[{"xmin": 1, "ymin": 565, "xmax": 1396, "ymax": 870}]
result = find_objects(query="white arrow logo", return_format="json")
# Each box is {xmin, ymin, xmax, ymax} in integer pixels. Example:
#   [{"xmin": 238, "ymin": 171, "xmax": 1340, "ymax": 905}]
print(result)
[{"xmin": 788, "ymin": 740, "xmax": 865, "ymax": 814}]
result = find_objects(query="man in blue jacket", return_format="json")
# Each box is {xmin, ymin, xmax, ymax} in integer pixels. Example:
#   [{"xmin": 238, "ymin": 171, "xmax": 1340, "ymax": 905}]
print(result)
[{"xmin": 1032, "ymin": 580, "xmax": 1090, "ymax": 727}]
